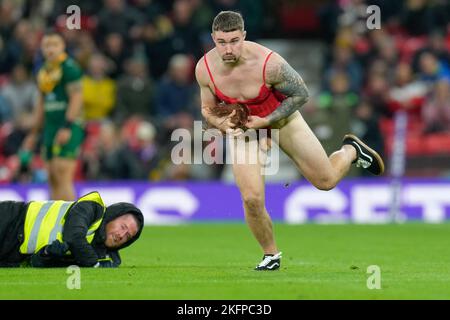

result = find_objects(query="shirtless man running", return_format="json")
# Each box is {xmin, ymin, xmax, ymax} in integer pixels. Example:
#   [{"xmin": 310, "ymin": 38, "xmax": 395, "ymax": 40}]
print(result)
[{"xmin": 195, "ymin": 11, "xmax": 384, "ymax": 270}]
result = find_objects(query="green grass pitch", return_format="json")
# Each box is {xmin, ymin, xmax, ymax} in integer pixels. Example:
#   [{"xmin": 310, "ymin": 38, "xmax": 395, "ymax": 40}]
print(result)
[{"xmin": 1, "ymin": 223, "xmax": 450, "ymax": 299}]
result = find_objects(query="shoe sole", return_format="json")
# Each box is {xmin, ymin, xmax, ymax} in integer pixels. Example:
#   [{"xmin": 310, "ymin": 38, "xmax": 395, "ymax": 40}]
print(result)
[
  {"xmin": 343, "ymin": 134, "xmax": 385, "ymax": 176},
  {"xmin": 254, "ymin": 262, "xmax": 281, "ymax": 271},
  {"xmin": 254, "ymin": 267, "xmax": 280, "ymax": 271}
]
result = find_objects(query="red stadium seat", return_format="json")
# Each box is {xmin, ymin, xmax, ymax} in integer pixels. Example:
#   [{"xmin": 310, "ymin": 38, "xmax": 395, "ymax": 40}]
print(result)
[
  {"xmin": 279, "ymin": 4, "xmax": 320, "ymax": 33},
  {"xmin": 424, "ymin": 134, "xmax": 450, "ymax": 155},
  {"xmin": 406, "ymin": 136, "xmax": 424, "ymax": 156},
  {"xmin": 381, "ymin": 116, "xmax": 433, "ymax": 156},
  {"xmin": 121, "ymin": 117, "xmax": 144, "ymax": 150},
  {"xmin": 396, "ymin": 35, "xmax": 427, "ymax": 62},
  {"xmin": 74, "ymin": 158, "xmax": 85, "ymax": 182},
  {"xmin": 82, "ymin": 121, "xmax": 102, "ymax": 154},
  {"xmin": 379, "ymin": 118, "xmax": 395, "ymax": 137}
]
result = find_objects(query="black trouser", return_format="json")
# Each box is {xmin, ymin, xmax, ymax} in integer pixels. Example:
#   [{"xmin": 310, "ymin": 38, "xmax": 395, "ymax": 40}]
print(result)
[{"xmin": 0, "ymin": 201, "xmax": 27, "ymax": 267}]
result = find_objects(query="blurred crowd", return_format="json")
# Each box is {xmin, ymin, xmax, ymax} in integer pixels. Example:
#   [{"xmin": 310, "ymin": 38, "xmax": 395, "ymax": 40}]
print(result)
[
  {"xmin": 0, "ymin": 0, "xmax": 449, "ymax": 183},
  {"xmin": 307, "ymin": 0, "xmax": 450, "ymax": 177}
]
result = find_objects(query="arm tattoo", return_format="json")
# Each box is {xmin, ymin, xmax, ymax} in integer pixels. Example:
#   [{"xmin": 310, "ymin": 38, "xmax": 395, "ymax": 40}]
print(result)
[{"xmin": 266, "ymin": 61, "xmax": 309, "ymax": 124}]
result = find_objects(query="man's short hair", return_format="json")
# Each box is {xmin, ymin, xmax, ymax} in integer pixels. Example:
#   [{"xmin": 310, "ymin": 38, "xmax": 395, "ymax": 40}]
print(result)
[
  {"xmin": 212, "ymin": 11, "xmax": 245, "ymax": 33},
  {"xmin": 42, "ymin": 29, "xmax": 64, "ymax": 42}
]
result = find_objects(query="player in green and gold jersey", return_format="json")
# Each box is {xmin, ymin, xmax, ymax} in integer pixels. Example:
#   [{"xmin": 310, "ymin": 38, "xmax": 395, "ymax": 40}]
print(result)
[{"xmin": 22, "ymin": 31, "xmax": 84, "ymax": 201}]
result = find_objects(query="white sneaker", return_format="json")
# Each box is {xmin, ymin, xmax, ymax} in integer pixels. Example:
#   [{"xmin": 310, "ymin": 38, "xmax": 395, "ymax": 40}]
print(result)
[{"xmin": 254, "ymin": 252, "xmax": 282, "ymax": 271}]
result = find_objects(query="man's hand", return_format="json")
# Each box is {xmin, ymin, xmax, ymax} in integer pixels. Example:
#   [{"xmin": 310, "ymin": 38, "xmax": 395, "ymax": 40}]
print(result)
[
  {"xmin": 55, "ymin": 128, "xmax": 72, "ymax": 146},
  {"xmin": 96, "ymin": 260, "xmax": 115, "ymax": 268},
  {"xmin": 45, "ymin": 240, "xmax": 70, "ymax": 257},
  {"xmin": 29, "ymin": 240, "xmax": 70, "ymax": 267},
  {"xmin": 215, "ymin": 109, "xmax": 238, "ymax": 133},
  {"xmin": 245, "ymin": 115, "xmax": 270, "ymax": 130},
  {"xmin": 205, "ymin": 103, "xmax": 250, "ymax": 134},
  {"xmin": 95, "ymin": 252, "xmax": 121, "ymax": 268}
]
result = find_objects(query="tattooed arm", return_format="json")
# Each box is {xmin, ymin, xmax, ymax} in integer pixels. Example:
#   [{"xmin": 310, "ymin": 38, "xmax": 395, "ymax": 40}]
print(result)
[
  {"xmin": 246, "ymin": 53, "xmax": 309, "ymax": 129},
  {"xmin": 266, "ymin": 54, "xmax": 309, "ymax": 123}
]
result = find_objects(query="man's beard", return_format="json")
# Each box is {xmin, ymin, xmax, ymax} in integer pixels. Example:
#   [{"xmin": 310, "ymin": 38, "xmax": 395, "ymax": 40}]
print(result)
[{"xmin": 222, "ymin": 55, "xmax": 237, "ymax": 63}]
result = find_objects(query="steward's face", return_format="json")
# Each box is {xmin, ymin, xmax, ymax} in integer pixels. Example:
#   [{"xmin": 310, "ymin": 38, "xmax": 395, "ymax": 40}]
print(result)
[
  {"xmin": 105, "ymin": 214, "xmax": 139, "ymax": 249},
  {"xmin": 212, "ymin": 30, "xmax": 246, "ymax": 64}
]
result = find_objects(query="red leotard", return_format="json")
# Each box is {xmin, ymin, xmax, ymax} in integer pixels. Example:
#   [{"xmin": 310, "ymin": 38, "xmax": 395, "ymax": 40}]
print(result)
[{"xmin": 204, "ymin": 52, "xmax": 286, "ymax": 118}]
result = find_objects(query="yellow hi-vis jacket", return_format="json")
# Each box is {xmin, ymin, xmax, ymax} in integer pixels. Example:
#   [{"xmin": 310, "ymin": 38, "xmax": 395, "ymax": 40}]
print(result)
[{"xmin": 19, "ymin": 192, "xmax": 106, "ymax": 254}]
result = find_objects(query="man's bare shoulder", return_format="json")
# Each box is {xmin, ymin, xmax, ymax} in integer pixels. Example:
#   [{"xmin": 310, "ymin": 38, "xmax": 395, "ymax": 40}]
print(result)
[
  {"xmin": 245, "ymin": 41, "xmax": 273, "ymax": 56},
  {"xmin": 195, "ymin": 56, "xmax": 209, "ymax": 85},
  {"xmin": 264, "ymin": 52, "xmax": 292, "ymax": 84},
  {"xmin": 196, "ymin": 48, "xmax": 220, "ymax": 83}
]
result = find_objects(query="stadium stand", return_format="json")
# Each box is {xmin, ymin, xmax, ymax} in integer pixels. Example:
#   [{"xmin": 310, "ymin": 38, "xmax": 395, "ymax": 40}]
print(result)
[{"xmin": 0, "ymin": 0, "xmax": 449, "ymax": 183}]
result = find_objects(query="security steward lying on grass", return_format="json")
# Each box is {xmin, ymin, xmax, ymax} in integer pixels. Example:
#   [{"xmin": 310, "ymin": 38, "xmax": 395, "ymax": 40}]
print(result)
[{"xmin": 0, "ymin": 192, "xmax": 144, "ymax": 268}]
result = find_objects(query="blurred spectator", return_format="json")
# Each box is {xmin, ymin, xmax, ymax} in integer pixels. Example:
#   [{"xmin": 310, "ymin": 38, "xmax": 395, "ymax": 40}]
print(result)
[
  {"xmin": 72, "ymin": 32, "xmax": 97, "ymax": 71},
  {"xmin": 0, "ymin": 0, "xmax": 23, "ymax": 39},
  {"xmin": 316, "ymin": 71, "xmax": 359, "ymax": 153},
  {"xmin": 418, "ymin": 51, "xmax": 450, "ymax": 85},
  {"xmin": 351, "ymin": 100, "xmax": 384, "ymax": 176},
  {"xmin": 1, "ymin": 20, "xmax": 33, "ymax": 72},
  {"xmin": 323, "ymin": 45, "xmax": 363, "ymax": 92},
  {"xmin": 400, "ymin": 0, "xmax": 436, "ymax": 36},
  {"xmin": 422, "ymin": 80, "xmax": 450, "ymax": 134},
  {"xmin": 20, "ymin": 29, "xmax": 41, "ymax": 71},
  {"xmin": 191, "ymin": 0, "xmax": 215, "ymax": 34},
  {"xmin": 4, "ymin": 112, "xmax": 33, "ymax": 157},
  {"xmin": 83, "ymin": 120, "xmax": 123, "ymax": 180},
  {"xmin": 370, "ymin": 34, "xmax": 399, "ymax": 83},
  {"xmin": 363, "ymin": 71, "xmax": 390, "ymax": 117},
  {"xmin": 115, "ymin": 57, "xmax": 155, "ymax": 122},
  {"xmin": 89, "ymin": 119, "xmax": 159, "ymax": 180},
  {"xmin": 170, "ymin": 0, "xmax": 203, "ymax": 58},
  {"xmin": 412, "ymin": 31, "xmax": 450, "ymax": 73},
  {"xmin": 97, "ymin": 0, "xmax": 145, "ymax": 41},
  {"xmin": 155, "ymin": 54, "xmax": 196, "ymax": 132},
  {"xmin": 4, "ymin": 112, "xmax": 47, "ymax": 184},
  {"xmin": 133, "ymin": 0, "xmax": 165, "ymax": 21},
  {"xmin": 82, "ymin": 54, "xmax": 117, "ymax": 121},
  {"xmin": 156, "ymin": 0, "xmax": 176, "ymax": 12},
  {"xmin": 0, "ymin": 64, "xmax": 39, "ymax": 120},
  {"xmin": 0, "ymin": 95, "xmax": 13, "ymax": 123},
  {"xmin": 132, "ymin": 120, "xmax": 159, "ymax": 178},
  {"xmin": 142, "ymin": 14, "xmax": 175, "ymax": 79},
  {"xmin": 387, "ymin": 62, "xmax": 428, "ymax": 117},
  {"xmin": 318, "ymin": 1, "xmax": 342, "ymax": 44},
  {"xmin": 337, "ymin": 0, "xmax": 369, "ymax": 36},
  {"xmin": 0, "ymin": 34, "xmax": 15, "ymax": 74},
  {"xmin": 102, "ymin": 33, "xmax": 130, "ymax": 79}
]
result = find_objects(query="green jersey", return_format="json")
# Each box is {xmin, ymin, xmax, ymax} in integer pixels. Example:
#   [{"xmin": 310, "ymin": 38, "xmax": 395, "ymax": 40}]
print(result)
[
  {"xmin": 38, "ymin": 56, "xmax": 83, "ymax": 125},
  {"xmin": 37, "ymin": 55, "xmax": 84, "ymax": 160}
]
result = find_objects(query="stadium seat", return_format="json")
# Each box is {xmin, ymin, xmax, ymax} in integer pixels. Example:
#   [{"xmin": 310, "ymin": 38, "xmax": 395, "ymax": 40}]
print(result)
[
  {"xmin": 395, "ymin": 35, "xmax": 427, "ymax": 62},
  {"xmin": 279, "ymin": 4, "xmax": 320, "ymax": 33},
  {"xmin": 81, "ymin": 121, "xmax": 102, "ymax": 154},
  {"xmin": 424, "ymin": 134, "xmax": 450, "ymax": 155}
]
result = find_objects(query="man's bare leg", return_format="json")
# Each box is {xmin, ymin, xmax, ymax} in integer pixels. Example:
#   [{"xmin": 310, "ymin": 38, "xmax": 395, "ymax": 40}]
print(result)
[
  {"xmin": 231, "ymin": 137, "xmax": 278, "ymax": 255},
  {"xmin": 273, "ymin": 111, "xmax": 357, "ymax": 190},
  {"xmin": 48, "ymin": 158, "xmax": 77, "ymax": 201}
]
